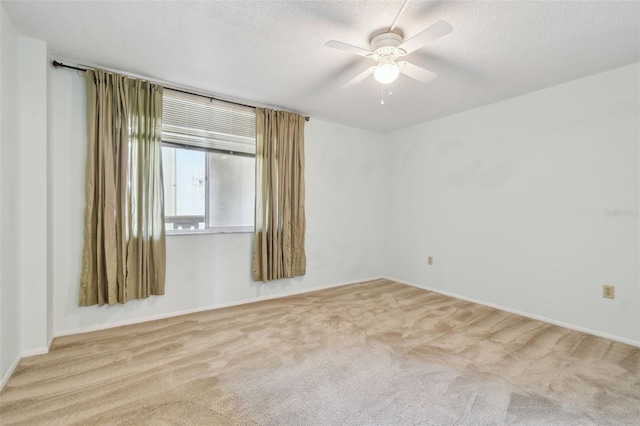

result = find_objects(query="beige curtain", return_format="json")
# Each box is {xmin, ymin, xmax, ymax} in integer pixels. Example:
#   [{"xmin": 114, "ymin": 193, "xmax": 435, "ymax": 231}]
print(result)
[
  {"xmin": 252, "ymin": 108, "xmax": 306, "ymax": 282},
  {"xmin": 80, "ymin": 69, "xmax": 166, "ymax": 306}
]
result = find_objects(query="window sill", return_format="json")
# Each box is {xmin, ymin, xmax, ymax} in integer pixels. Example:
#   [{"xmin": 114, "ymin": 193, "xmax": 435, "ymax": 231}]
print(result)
[{"xmin": 166, "ymin": 226, "xmax": 254, "ymax": 236}]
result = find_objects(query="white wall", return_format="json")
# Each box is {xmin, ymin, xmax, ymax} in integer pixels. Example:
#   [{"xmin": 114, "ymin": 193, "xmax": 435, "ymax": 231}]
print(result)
[
  {"xmin": 46, "ymin": 44, "xmax": 54, "ymax": 347},
  {"xmin": 0, "ymin": 5, "xmax": 50, "ymax": 385},
  {"xmin": 18, "ymin": 36, "xmax": 49, "ymax": 354},
  {"xmin": 0, "ymin": 3, "xmax": 22, "ymax": 385},
  {"xmin": 50, "ymin": 68, "xmax": 386, "ymax": 334},
  {"xmin": 384, "ymin": 64, "xmax": 640, "ymax": 344}
]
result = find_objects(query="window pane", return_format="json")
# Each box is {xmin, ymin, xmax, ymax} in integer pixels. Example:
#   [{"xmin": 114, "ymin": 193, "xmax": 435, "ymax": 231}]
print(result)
[
  {"xmin": 162, "ymin": 146, "xmax": 206, "ymax": 230},
  {"xmin": 207, "ymin": 153, "xmax": 255, "ymax": 228}
]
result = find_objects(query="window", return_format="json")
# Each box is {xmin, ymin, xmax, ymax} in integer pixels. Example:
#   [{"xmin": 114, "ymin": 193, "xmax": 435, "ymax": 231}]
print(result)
[{"xmin": 161, "ymin": 90, "xmax": 255, "ymax": 234}]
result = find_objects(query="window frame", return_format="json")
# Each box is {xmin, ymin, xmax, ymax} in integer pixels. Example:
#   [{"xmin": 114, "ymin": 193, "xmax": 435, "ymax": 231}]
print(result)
[
  {"xmin": 161, "ymin": 89, "xmax": 256, "ymax": 236},
  {"xmin": 163, "ymin": 142, "xmax": 256, "ymax": 236}
]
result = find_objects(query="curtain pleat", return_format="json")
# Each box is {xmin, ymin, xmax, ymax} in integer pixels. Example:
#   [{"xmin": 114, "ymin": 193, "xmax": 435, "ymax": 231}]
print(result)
[
  {"xmin": 126, "ymin": 79, "xmax": 166, "ymax": 301},
  {"xmin": 80, "ymin": 69, "xmax": 166, "ymax": 306},
  {"xmin": 252, "ymin": 108, "xmax": 306, "ymax": 282}
]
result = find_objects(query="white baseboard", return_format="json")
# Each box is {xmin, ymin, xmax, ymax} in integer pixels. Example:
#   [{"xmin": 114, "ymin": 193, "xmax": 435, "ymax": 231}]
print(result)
[
  {"xmin": 0, "ymin": 354, "xmax": 22, "ymax": 391},
  {"xmin": 0, "ymin": 335, "xmax": 55, "ymax": 392},
  {"xmin": 55, "ymin": 276, "xmax": 384, "ymax": 338},
  {"xmin": 384, "ymin": 276, "xmax": 640, "ymax": 348},
  {"xmin": 21, "ymin": 346, "xmax": 50, "ymax": 358}
]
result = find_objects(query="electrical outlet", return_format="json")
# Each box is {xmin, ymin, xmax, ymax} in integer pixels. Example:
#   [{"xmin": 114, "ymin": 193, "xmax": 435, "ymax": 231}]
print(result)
[
  {"xmin": 428, "ymin": 256, "xmax": 433, "ymax": 265},
  {"xmin": 603, "ymin": 285, "xmax": 614, "ymax": 299}
]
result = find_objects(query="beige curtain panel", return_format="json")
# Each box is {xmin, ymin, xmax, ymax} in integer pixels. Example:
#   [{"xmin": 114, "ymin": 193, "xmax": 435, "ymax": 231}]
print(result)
[
  {"xmin": 80, "ymin": 69, "xmax": 166, "ymax": 306},
  {"xmin": 252, "ymin": 108, "xmax": 306, "ymax": 282}
]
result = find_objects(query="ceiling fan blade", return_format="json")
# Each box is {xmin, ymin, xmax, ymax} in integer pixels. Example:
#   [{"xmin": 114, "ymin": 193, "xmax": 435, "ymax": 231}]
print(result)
[
  {"xmin": 398, "ymin": 20, "xmax": 452, "ymax": 55},
  {"xmin": 399, "ymin": 62, "xmax": 437, "ymax": 84},
  {"xmin": 342, "ymin": 67, "xmax": 375, "ymax": 89},
  {"xmin": 325, "ymin": 40, "xmax": 372, "ymax": 58}
]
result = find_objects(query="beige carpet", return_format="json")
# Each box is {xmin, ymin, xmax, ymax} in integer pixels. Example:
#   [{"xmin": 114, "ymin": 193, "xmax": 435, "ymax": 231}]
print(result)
[{"xmin": 0, "ymin": 279, "xmax": 638, "ymax": 425}]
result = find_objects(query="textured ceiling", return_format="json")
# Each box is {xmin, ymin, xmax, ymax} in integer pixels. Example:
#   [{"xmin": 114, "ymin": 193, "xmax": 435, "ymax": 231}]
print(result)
[{"xmin": 3, "ymin": 0, "xmax": 639, "ymax": 133}]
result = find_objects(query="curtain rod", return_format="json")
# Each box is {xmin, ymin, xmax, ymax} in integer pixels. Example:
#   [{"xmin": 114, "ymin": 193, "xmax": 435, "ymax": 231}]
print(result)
[{"xmin": 52, "ymin": 60, "xmax": 310, "ymax": 121}]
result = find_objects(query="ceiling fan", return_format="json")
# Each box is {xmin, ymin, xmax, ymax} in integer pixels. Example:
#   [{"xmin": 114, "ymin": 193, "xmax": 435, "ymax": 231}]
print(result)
[{"xmin": 324, "ymin": 0, "xmax": 452, "ymax": 88}]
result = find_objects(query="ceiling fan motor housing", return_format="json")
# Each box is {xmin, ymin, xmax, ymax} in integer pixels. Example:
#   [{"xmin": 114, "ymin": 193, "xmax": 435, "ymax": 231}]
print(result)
[{"xmin": 370, "ymin": 33, "xmax": 406, "ymax": 58}]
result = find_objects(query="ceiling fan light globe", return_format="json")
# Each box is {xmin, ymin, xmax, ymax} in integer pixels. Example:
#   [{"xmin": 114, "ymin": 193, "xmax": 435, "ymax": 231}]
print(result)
[{"xmin": 374, "ymin": 63, "xmax": 399, "ymax": 84}]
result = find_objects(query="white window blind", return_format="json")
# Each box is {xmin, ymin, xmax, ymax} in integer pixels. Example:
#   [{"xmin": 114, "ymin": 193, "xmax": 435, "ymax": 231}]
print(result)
[{"xmin": 162, "ymin": 89, "xmax": 256, "ymax": 155}]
